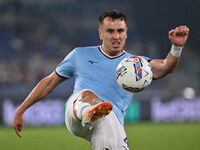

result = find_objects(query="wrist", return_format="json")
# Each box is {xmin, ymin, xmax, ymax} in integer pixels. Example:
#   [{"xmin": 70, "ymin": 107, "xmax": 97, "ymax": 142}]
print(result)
[
  {"xmin": 170, "ymin": 44, "xmax": 183, "ymax": 57},
  {"xmin": 16, "ymin": 106, "xmax": 25, "ymax": 115}
]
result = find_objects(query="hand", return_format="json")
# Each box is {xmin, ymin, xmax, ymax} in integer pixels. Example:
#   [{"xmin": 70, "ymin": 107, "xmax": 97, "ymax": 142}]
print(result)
[
  {"xmin": 12, "ymin": 111, "xmax": 24, "ymax": 137},
  {"xmin": 169, "ymin": 25, "xmax": 189, "ymax": 46}
]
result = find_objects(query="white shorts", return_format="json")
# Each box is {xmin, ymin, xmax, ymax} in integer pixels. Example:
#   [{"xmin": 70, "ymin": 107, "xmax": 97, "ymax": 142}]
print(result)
[{"xmin": 65, "ymin": 89, "xmax": 129, "ymax": 150}]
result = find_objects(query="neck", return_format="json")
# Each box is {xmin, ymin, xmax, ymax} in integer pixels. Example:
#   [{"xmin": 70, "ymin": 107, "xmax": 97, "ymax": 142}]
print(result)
[
  {"xmin": 101, "ymin": 45, "xmax": 124, "ymax": 57},
  {"xmin": 100, "ymin": 45, "xmax": 124, "ymax": 58}
]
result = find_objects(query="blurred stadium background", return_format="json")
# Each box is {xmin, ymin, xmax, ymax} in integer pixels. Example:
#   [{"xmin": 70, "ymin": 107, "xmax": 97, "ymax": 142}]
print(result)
[{"xmin": 0, "ymin": 0, "xmax": 200, "ymax": 150}]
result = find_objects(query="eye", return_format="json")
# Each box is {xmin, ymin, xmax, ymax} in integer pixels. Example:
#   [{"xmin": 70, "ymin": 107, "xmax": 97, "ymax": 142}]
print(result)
[
  {"xmin": 118, "ymin": 29, "xmax": 125, "ymax": 33},
  {"xmin": 106, "ymin": 29, "xmax": 114, "ymax": 33}
]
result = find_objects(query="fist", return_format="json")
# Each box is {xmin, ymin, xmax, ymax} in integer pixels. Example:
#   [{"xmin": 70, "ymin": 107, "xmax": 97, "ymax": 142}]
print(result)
[{"xmin": 169, "ymin": 25, "xmax": 189, "ymax": 46}]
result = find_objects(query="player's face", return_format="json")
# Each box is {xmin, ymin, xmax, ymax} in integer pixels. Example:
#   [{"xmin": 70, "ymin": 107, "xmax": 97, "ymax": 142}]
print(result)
[{"xmin": 99, "ymin": 17, "xmax": 128, "ymax": 56}]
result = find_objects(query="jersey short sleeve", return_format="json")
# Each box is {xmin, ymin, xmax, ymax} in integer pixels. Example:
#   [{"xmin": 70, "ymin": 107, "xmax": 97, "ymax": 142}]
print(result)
[
  {"xmin": 55, "ymin": 48, "xmax": 77, "ymax": 78},
  {"xmin": 139, "ymin": 55, "xmax": 151, "ymax": 62}
]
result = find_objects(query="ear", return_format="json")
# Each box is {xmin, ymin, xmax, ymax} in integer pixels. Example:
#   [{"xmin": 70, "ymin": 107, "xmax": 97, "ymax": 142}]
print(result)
[
  {"xmin": 98, "ymin": 28, "xmax": 103, "ymax": 40},
  {"xmin": 125, "ymin": 27, "xmax": 128, "ymax": 39}
]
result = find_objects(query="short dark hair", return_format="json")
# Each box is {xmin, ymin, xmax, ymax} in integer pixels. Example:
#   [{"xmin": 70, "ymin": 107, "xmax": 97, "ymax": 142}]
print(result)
[{"xmin": 99, "ymin": 10, "xmax": 127, "ymax": 26}]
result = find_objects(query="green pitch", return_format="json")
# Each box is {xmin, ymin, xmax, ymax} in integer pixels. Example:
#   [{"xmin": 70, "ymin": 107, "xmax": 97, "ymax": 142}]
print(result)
[{"xmin": 1, "ymin": 122, "xmax": 200, "ymax": 150}]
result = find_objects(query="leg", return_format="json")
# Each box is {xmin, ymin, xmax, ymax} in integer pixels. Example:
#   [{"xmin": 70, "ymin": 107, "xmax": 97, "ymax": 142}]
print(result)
[
  {"xmin": 73, "ymin": 90, "xmax": 101, "ymax": 121},
  {"xmin": 73, "ymin": 90, "xmax": 113, "ymax": 127},
  {"xmin": 65, "ymin": 89, "xmax": 112, "ymax": 142},
  {"xmin": 65, "ymin": 90, "xmax": 95, "ymax": 141},
  {"xmin": 91, "ymin": 111, "xmax": 129, "ymax": 150}
]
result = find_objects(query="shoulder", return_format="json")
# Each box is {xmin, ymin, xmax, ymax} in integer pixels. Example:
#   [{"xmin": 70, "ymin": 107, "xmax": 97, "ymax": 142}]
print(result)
[
  {"xmin": 123, "ymin": 51, "xmax": 151, "ymax": 62},
  {"xmin": 71, "ymin": 46, "xmax": 100, "ymax": 58},
  {"xmin": 74, "ymin": 46, "xmax": 99, "ymax": 52},
  {"xmin": 119, "ymin": 51, "xmax": 133, "ymax": 59}
]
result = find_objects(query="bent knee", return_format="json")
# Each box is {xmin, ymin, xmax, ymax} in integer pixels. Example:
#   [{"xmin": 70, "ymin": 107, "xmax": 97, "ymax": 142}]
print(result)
[{"xmin": 77, "ymin": 90, "xmax": 101, "ymax": 105}]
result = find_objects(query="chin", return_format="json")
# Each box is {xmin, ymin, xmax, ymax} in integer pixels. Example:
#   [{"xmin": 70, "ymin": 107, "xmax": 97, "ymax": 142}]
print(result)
[
  {"xmin": 112, "ymin": 47, "xmax": 123, "ymax": 52},
  {"xmin": 110, "ymin": 49, "xmax": 123, "ymax": 55}
]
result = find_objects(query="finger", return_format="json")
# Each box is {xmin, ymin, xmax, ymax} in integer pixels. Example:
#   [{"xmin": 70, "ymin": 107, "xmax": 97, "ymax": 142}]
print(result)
[
  {"xmin": 169, "ymin": 29, "xmax": 174, "ymax": 35},
  {"xmin": 18, "ymin": 124, "xmax": 23, "ymax": 132},
  {"xmin": 13, "ymin": 125, "xmax": 22, "ymax": 137},
  {"xmin": 174, "ymin": 28, "xmax": 185, "ymax": 36},
  {"xmin": 16, "ymin": 130, "xmax": 22, "ymax": 137},
  {"xmin": 175, "ymin": 26, "xmax": 189, "ymax": 36},
  {"xmin": 174, "ymin": 27, "xmax": 181, "ymax": 34},
  {"xmin": 179, "ymin": 26, "xmax": 184, "ymax": 33},
  {"xmin": 180, "ymin": 26, "xmax": 188, "ymax": 34},
  {"xmin": 184, "ymin": 26, "xmax": 189, "ymax": 34}
]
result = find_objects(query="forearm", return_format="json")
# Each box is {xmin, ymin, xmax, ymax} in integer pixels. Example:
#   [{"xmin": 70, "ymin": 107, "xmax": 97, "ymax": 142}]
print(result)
[
  {"xmin": 150, "ymin": 52, "xmax": 180, "ymax": 79},
  {"xmin": 151, "ymin": 25, "xmax": 189, "ymax": 79},
  {"xmin": 12, "ymin": 72, "xmax": 65, "ymax": 137},
  {"xmin": 163, "ymin": 52, "xmax": 180, "ymax": 73},
  {"xmin": 161, "ymin": 44, "xmax": 183, "ymax": 75},
  {"xmin": 16, "ymin": 77, "xmax": 55, "ymax": 115}
]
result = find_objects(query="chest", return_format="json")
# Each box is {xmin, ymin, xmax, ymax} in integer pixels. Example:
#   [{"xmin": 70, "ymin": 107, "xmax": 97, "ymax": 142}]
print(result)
[{"xmin": 78, "ymin": 56, "xmax": 119, "ymax": 78}]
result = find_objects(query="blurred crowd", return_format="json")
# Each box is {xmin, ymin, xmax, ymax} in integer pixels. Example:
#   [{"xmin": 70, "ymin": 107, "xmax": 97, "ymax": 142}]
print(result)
[{"xmin": 0, "ymin": 1, "xmax": 79, "ymax": 89}]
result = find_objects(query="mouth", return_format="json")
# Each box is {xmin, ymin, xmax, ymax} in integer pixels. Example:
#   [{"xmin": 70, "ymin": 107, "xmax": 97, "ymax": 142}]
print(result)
[{"xmin": 112, "ymin": 41, "xmax": 120, "ymax": 48}]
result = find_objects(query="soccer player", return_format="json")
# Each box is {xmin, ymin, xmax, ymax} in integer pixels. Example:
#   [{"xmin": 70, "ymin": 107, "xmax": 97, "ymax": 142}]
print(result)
[{"xmin": 12, "ymin": 10, "xmax": 189, "ymax": 150}]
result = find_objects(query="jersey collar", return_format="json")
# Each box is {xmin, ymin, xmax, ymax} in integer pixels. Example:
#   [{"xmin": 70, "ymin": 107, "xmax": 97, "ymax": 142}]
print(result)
[{"xmin": 98, "ymin": 46, "xmax": 125, "ymax": 59}]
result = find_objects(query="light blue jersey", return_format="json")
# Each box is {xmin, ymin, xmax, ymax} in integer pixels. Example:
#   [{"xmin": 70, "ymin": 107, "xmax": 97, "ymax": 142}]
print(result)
[{"xmin": 56, "ymin": 46, "xmax": 150, "ymax": 125}]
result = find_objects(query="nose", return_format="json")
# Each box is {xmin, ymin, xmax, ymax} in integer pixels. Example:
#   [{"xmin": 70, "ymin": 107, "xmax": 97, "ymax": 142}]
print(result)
[{"xmin": 112, "ymin": 31, "xmax": 120, "ymax": 39}]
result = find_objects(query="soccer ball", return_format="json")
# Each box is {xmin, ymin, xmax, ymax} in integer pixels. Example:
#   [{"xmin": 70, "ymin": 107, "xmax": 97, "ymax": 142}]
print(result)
[{"xmin": 116, "ymin": 56, "xmax": 153, "ymax": 93}]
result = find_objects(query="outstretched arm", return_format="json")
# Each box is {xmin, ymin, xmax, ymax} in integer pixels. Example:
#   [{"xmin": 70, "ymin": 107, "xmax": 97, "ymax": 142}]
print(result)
[
  {"xmin": 150, "ymin": 25, "xmax": 189, "ymax": 79},
  {"xmin": 12, "ymin": 71, "xmax": 66, "ymax": 137}
]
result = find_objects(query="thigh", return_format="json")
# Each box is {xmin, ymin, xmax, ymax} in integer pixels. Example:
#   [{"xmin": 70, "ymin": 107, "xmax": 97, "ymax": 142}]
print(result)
[
  {"xmin": 91, "ymin": 112, "xmax": 129, "ymax": 150},
  {"xmin": 65, "ymin": 89, "xmax": 93, "ymax": 141}
]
